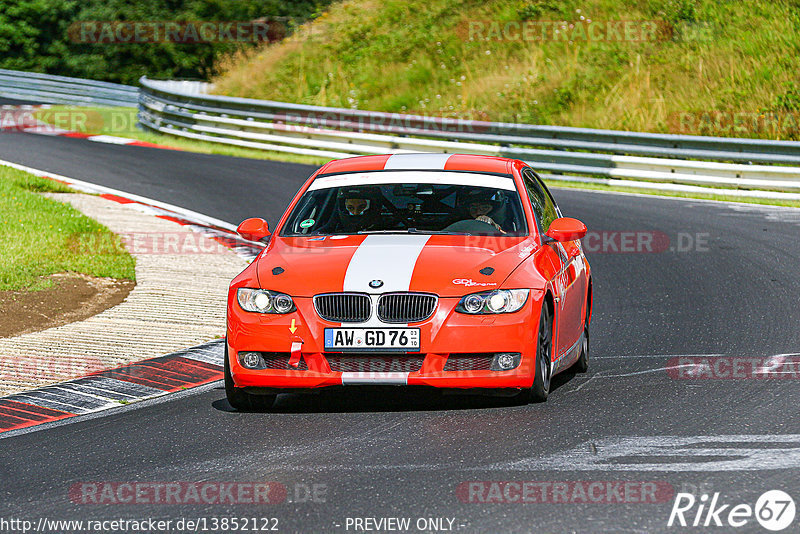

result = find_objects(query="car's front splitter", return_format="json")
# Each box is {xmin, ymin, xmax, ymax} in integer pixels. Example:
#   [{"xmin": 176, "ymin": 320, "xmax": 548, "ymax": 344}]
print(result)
[{"xmin": 229, "ymin": 348, "xmax": 537, "ymax": 390}]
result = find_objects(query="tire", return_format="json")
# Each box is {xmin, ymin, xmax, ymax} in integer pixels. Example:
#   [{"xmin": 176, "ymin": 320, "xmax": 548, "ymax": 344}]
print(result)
[
  {"xmin": 224, "ymin": 345, "xmax": 276, "ymax": 411},
  {"xmin": 573, "ymin": 296, "xmax": 590, "ymax": 373},
  {"xmin": 517, "ymin": 304, "xmax": 553, "ymax": 404}
]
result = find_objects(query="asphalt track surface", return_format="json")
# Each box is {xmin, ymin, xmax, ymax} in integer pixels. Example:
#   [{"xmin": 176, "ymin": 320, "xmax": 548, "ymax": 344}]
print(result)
[{"xmin": 1, "ymin": 131, "xmax": 800, "ymax": 533}]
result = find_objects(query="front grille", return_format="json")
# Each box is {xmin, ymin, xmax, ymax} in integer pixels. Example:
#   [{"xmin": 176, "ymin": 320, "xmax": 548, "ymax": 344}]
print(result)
[
  {"xmin": 377, "ymin": 293, "xmax": 437, "ymax": 323},
  {"xmin": 324, "ymin": 353, "xmax": 425, "ymax": 373},
  {"xmin": 260, "ymin": 352, "xmax": 308, "ymax": 371},
  {"xmin": 443, "ymin": 353, "xmax": 494, "ymax": 371},
  {"xmin": 314, "ymin": 293, "xmax": 371, "ymax": 323}
]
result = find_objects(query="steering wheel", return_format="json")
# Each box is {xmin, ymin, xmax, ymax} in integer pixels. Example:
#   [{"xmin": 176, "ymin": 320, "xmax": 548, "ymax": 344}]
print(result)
[{"xmin": 443, "ymin": 219, "xmax": 500, "ymax": 234}]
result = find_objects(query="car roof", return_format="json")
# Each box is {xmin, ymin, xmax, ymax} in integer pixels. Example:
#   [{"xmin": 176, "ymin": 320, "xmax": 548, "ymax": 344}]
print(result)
[{"xmin": 317, "ymin": 153, "xmax": 517, "ymax": 176}]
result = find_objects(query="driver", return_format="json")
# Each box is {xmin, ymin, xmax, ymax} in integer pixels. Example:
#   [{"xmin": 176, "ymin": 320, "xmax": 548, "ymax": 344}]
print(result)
[{"xmin": 336, "ymin": 187, "xmax": 381, "ymax": 233}]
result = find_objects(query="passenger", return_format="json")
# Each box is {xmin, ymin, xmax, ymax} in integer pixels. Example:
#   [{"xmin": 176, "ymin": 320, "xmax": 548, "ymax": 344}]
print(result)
[{"xmin": 464, "ymin": 190, "xmax": 505, "ymax": 233}]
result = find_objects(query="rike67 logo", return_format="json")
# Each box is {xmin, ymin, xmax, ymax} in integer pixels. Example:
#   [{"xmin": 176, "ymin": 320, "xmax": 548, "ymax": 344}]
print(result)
[{"xmin": 668, "ymin": 490, "xmax": 796, "ymax": 531}]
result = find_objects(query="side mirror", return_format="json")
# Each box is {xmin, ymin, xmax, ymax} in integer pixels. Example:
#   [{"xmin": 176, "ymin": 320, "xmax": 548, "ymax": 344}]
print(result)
[
  {"xmin": 545, "ymin": 217, "xmax": 587, "ymax": 243},
  {"xmin": 237, "ymin": 218, "xmax": 271, "ymax": 242}
]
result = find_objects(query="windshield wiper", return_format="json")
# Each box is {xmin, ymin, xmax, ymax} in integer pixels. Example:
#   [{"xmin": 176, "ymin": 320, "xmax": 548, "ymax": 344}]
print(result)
[
  {"xmin": 356, "ymin": 230, "xmax": 412, "ymax": 234},
  {"xmin": 357, "ymin": 228, "xmax": 474, "ymax": 236},
  {"xmin": 408, "ymin": 228, "xmax": 474, "ymax": 235}
]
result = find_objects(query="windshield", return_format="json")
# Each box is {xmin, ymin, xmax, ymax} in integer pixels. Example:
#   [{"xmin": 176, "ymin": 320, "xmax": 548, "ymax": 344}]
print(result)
[{"xmin": 281, "ymin": 175, "xmax": 528, "ymax": 236}]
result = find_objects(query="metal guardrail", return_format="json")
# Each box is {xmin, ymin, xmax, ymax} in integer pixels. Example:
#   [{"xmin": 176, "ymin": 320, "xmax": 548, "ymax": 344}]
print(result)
[
  {"xmin": 0, "ymin": 69, "xmax": 138, "ymax": 107},
  {"xmin": 4, "ymin": 68, "xmax": 799, "ymax": 198},
  {"xmin": 139, "ymin": 76, "xmax": 800, "ymax": 196}
]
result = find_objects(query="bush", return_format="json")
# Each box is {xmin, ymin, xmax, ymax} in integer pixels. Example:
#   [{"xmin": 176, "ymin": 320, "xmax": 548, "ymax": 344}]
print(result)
[{"xmin": 0, "ymin": 0, "xmax": 334, "ymax": 84}]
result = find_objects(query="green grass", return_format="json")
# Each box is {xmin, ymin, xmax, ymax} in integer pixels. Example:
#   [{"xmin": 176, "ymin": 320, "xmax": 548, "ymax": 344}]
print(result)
[
  {"xmin": 33, "ymin": 106, "xmax": 329, "ymax": 166},
  {"xmin": 0, "ymin": 166, "xmax": 136, "ymax": 291},
  {"xmin": 213, "ymin": 0, "xmax": 800, "ymax": 140}
]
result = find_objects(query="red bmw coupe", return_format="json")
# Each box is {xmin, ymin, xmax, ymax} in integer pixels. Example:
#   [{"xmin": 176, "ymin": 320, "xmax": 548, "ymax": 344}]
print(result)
[{"xmin": 225, "ymin": 154, "xmax": 591, "ymax": 409}]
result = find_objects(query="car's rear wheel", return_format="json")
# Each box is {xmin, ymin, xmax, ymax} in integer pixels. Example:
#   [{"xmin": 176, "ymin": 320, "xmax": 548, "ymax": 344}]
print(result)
[
  {"xmin": 224, "ymin": 344, "xmax": 276, "ymax": 411},
  {"xmin": 516, "ymin": 303, "xmax": 553, "ymax": 404}
]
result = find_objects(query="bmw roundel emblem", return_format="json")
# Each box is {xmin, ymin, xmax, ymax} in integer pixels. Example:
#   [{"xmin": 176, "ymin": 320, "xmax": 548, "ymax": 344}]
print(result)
[{"xmin": 369, "ymin": 280, "xmax": 384, "ymax": 289}]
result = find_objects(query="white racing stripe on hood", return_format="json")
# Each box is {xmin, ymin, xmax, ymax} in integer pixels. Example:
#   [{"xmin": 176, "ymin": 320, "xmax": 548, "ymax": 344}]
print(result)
[
  {"xmin": 384, "ymin": 153, "xmax": 452, "ymax": 169},
  {"xmin": 343, "ymin": 235, "xmax": 431, "ymax": 327},
  {"xmin": 343, "ymin": 235, "xmax": 431, "ymax": 293}
]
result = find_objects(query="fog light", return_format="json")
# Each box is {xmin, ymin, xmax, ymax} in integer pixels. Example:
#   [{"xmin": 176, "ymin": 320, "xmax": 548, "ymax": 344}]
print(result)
[
  {"xmin": 239, "ymin": 351, "xmax": 266, "ymax": 369},
  {"xmin": 491, "ymin": 352, "xmax": 521, "ymax": 371},
  {"xmin": 497, "ymin": 354, "xmax": 515, "ymax": 369}
]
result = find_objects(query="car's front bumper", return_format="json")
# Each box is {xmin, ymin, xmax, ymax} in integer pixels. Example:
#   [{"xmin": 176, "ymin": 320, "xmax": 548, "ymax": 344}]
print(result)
[{"xmin": 227, "ymin": 294, "xmax": 542, "ymax": 391}]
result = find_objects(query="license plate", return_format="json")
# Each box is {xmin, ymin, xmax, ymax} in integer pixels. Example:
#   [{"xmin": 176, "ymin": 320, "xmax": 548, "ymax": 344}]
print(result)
[{"xmin": 324, "ymin": 328, "xmax": 420, "ymax": 352}]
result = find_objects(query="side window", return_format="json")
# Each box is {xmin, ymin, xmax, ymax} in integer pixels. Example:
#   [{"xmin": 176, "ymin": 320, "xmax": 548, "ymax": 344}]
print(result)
[
  {"xmin": 535, "ymin": 174, "xmax": 562, "ymax": 220},
  {"xmin": 522, "ymin": 168, "xmax": 558, "ymax": 233}
]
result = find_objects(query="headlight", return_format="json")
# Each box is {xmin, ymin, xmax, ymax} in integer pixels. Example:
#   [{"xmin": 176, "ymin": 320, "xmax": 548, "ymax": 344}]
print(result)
[
  {"xmin": 456, "ymin": 289, "xmax": 529, "ymax": 314},
  {"xmin": 237, "ymin": 288, "xmax": 295, "ymax": 314}
]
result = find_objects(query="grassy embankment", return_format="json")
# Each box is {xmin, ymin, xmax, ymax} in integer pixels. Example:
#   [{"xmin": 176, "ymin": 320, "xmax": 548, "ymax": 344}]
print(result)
[
  {"xmin": 0, "ymin": 166, "xmax": 135, "ymax": 291},
  {"xmin": 213, "ymin": 0, "xmax": 800, "ymax": 138}
]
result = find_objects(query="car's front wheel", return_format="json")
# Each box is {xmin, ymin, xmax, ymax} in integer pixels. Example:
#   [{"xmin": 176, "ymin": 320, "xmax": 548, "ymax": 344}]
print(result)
[
  {"xmin": 224, "ymin": 344, "xmax": 276, "ymax": 411},
  {"xmin": 573, "ymin": 303, "xmax": 589, "ymax": 373},
  {"xmin": 516, "ymin": 303, "xmax": 553, "ymax": 404}
]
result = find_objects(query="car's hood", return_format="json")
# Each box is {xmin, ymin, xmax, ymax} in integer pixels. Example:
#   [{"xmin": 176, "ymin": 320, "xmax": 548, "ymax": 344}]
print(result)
[{"xmin": 256, "ymin": 234, "xmax": 538, "ymax": 297}]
